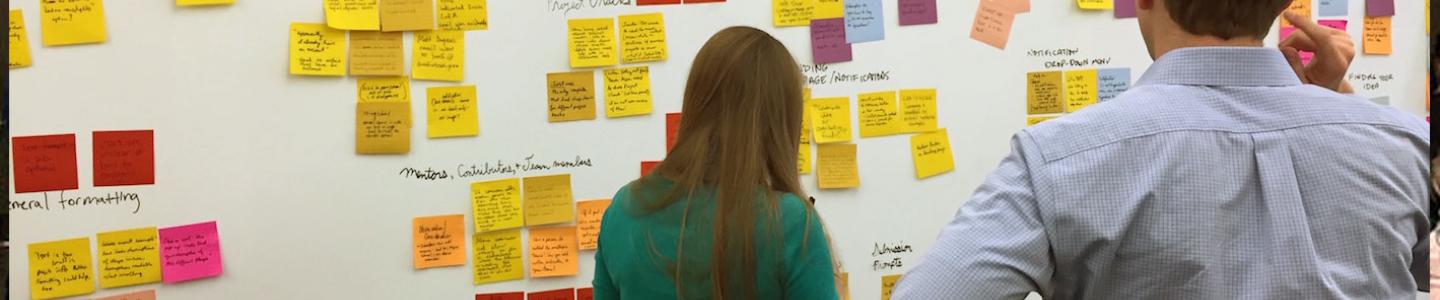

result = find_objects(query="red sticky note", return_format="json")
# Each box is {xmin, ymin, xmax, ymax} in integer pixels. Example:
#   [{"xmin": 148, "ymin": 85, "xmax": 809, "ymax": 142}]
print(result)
[
  {"xmin": 474, "ymin": 292, "xmax": 525, "ymax": 300},
  {"xmin": 528, "ymin": 288, "xmax": 576, "ymax": 300},
  {"xmin": 577, "ymin": 288, "xmax": 594, "ymax": 300},
  {"xmin": 93, "ymin": 130, "xmax": 156, "ymax": 187},
  {"xmin": 11, "ymin": 134, "xmax": 78, "ymax": 193},
  {"xmin": 637, "ymin": 0, "xmax": 681, "ymax": 4},
  {"xmin": 640, "ymin": 161, "xmax": 661, "ymax": 177},
  {"xmin": 159, "ymin": 221, "xmax": 224, "ymax": 283},
  {"xmin": 665, "ymin": 113, "xmax": 682, "ymax": 152}
]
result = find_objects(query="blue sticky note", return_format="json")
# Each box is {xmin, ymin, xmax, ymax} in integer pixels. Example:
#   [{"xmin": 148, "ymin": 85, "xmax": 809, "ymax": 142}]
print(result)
[
  {"xmin": 844, "ymin": 0, "xmax": 885, "ymax": 43},
  {"xmin": 1318, "ymin": 0, "xmax": 1348, "ymax": 17},
  {"xmin": 1097, "ymin": 68, "xmax": 1131, "ymax": 103}
]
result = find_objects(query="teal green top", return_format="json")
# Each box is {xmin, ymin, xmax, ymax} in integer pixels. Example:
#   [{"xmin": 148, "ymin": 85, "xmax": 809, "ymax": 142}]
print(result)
[{"xmin": 592, "ymin": 177, "xmax": 838, "ymax": 300}]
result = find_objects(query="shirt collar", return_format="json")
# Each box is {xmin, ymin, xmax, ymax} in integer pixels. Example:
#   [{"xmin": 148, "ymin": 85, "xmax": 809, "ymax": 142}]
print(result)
[{"xmin": 1134, "ymin": 47, "xmax": 1303, "ymax": 87}]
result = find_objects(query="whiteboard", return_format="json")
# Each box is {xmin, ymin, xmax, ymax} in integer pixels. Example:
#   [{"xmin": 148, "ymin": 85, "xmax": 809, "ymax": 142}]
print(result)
[{"xmin": 7, "ymin": 0, "xmax": 1430, "ymax": 299}]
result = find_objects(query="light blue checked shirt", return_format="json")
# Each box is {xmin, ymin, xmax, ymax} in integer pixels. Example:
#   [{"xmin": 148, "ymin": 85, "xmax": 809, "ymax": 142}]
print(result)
[{"xmin": 894, "ymin": 47, "xmax": 1431, "ymax": 299}]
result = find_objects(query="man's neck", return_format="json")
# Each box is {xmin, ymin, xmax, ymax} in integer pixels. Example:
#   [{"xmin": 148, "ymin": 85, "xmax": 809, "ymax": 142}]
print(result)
[{"xmin": 1152, "ymin": 35, "xmax": 1265, "ymax": 59}]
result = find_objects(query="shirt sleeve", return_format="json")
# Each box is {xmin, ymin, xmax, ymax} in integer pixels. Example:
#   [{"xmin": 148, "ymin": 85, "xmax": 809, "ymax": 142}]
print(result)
[
  {"xmin": 892, "ymin": 133, "xmax": 1054, "ymax": 300},
  {"xmin": 780, "ymin": 195, "xmax": 840, "ymax": 300},
  {"xmin": 592, "ymin": 195, "xmax": 624, "ymax": 300}
]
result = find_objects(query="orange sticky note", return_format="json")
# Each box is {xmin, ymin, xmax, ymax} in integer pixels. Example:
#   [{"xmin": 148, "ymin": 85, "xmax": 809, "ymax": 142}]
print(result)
[
  {"xmin": 528, "ymin": 226, "xmax": 579, "ymax": 277},
  {"xmin": 95, "ymin": 290, "xmax": 156, "ymax": 300},
  {"xmin": 413, "ymin": 214, "xmax": 466, "ymax": 269},
  {"xmin": 970, "ymin": 0, "xmax": 1016, "ymax": 50},
  {"xmin": 1027, "ymin": 71, "xmax": 1063, "ymax": 114},
  {"xmin": 523, "ymin": 174, "xmax": 575, "ymax": 226},
  {"xmin": 381, "ymin": 0, "xmax": 435, "ymax": 31},
  {"xmin": 1363, "ymin": 16, "xmax": 1391, "ymax": 55},
  {"xmin": 817, "ymin": 143, "xmax": 860, "ymax": 189},
  {"xmin": 576, "ymin": 199, "xmax": 612, "ymax": 250},
  {"xmin": 1280, "ymin": 0, "xmax": 1312, "ymax": 28},
  {"xmin": 547, "ymin": 71, "xmax": 598, "ymax": 122}
]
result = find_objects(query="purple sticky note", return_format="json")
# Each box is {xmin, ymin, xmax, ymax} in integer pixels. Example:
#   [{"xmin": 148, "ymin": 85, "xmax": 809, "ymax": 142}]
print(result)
[
  {"xmin": 810, "ymin": 18, "xmax": 852, "ymax": 64},
  {"xmin": 159, "ymin": 221, "xmax": 224, "ymax": 283},
  {"xmin": 1366, "ymin": 0, "xmax": 1394, "ymax": 16},
  {"xmin": 1114, "ymin": 0, "xmax": 1137, "ymax": 18},
  {"xmin": 898, "ymin": 0, "xmax": 937, "ymax": 25}
]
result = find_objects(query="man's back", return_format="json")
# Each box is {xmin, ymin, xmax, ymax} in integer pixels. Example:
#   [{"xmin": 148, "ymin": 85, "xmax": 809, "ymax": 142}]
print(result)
[{"xmin": 894, "ymin": 47, "xmax": 1430, "ymax": 299}]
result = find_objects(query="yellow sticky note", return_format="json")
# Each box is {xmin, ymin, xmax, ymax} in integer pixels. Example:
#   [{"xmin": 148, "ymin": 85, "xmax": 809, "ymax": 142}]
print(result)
[
  {"xmin": 817, "ymin": 143, "xmax": 859, "ymax": 189},
  {"xmin": 1280, "ymin": 0, "xmax": 1311, "ymax": 28},
  {"xmin": 619, "ymin": 13, "xmax": 667, "ymax": 63},
  {"xmin": 801, "ymin": 88, "xmax": 813, "ymax": 143},
  {"xmin": 10, "ymin": 10, "xmax": 32, "ymax": 69},
  {"xmin": 177, "ymin": 0, "xmax": 233, "ymax": 6},
  {"xmin": 838, "ymin": 272, "xmax": 851, "ymax": 300},
  {"xmin": 524, "ymin": 174, "xmax": 575, "ymax": 226},
  {"xmin": 810, "ymin": 97, "xmax": 853, "ymax": 143},
  {"xmin": 576, "ymin": 199, "xmax": 612, "ymax": 250},
  {"xmin": 1026, "ymin": 115, "xmax": 1057, "ymax": 126},
  {"xmin": 774, "ymin": 0, "xmax": 814, "ymax": 27},
  {"xmin": 471, "ymin": 178, "xmax": 524, "ymax": 232},
  {"xmin": 413, "ymin": 214, "xmax": 466, "ymax": 269},
  {"xmin": 96, "ymin": 227, "xmax": 161, "ymax": 288},
  {"xmin": 29, "ymin": 237, "xmax": 95, "ymax": 300},
  {"xmin": 603, "ymin": 66, "xmax": 653, "ymax": 118},
  {"xmin": 568, "ymin": 18, "xmax": 618, "ymax": 68},
  {"xmin": 799, "ymin": 143, "xmax": 812, "ymax": 175},
  {"xmin": 1064, "ymin": 69, "xmax": 1098, "ymax": 112},
  {"xmin": 357, "ymin": 77, "xmax": 410, "ymax": 103},
  {"xmin": 40, "ymin": 0, "xmax": 106, "ymax": 46},
  {"xmin": 381, "ymin": 0, "xmax": 435, "ymax": 32},
  {"xmin": 547, "ymin": 71, "xmax": 598, "ymax": 122},
  {"xmin": 1027, "ymin": 71, "xmax": 1063, "ymax": 114},
  {"xmin": 437, "ymin": 0, "xmax": 488, "ymax": 31},
  {"xmin": 858, "ymin": 91, "xmax": 901, "ymax": 138},
  {"xmin": 350, "ymin": 31, "xmax": 403, "ymax": 76},
  {"xmin": 815, "ymin": 0, "xmax": 844, "ymax": 19},
  {"xmin": 880, "ymin": 274, "xmax": 902, "ymax": 300},
  {"xmin": 528, "ymin": 226, "xmax": 579, "ymax": 278},
  {"xmin": 413, "ymin": 30, "xmax": 465, "ymax": 81},
  {"xmin": 911, "ymin": 129, "xmax": 955, "ymax": 179},
  {"xmin": 289, "ymin": 23, "xmax": 347, "ymax": 76},
  {"xmin": 325, "ymin": 0, "xmax": 379, "ymax": 30},
  {"xmin": 1077, "ymin": 0, "xmax": 1112, "ymax": 10},
  {"xmin": 1363, "ymin": 16, "xmax": 1391, "ymax": 55},
  {"xmin": 356, "ymin": 101, "xmax": 411, "ymax": 154},
  {"xmin": 426, "ymin": 85, "xmax": 479, "ymax": 138},
  {"xmin": 899, "ymin": 89, "xmax": 938, "ymax": 133},
  {"xmin": 472, "ymin": 229, "xmax": 524, "ymax": 285}
]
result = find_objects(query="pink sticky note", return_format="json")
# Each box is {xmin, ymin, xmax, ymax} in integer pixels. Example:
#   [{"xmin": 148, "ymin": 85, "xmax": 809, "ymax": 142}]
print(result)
[
  {"xmin": 810, "ymin": 18, "xmax": 853, "ymax": 64},
  {"xmin": 159, "ymin": 221, "xmax": 224, "ymax": 283},
  {"xmin": 1281, "ymin": 20, "xmax": 1348, "ymax": 65},
  {"xmin": 970, "ymin": 1, "xmax": 1018, "ymax": 50},
  {"xmin": 1114, "ymin": 0, "xmax": 1136, "ymax": 18},
  {"xmin": 898, "ymin": 0, "xmax": 938, "ymax": 25}
]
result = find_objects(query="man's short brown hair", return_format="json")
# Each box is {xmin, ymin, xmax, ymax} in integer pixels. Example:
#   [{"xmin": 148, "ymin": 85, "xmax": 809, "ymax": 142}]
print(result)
[{"xmin": 1164, "ymin": 0, "xmax": 1291, "ymax": 39}]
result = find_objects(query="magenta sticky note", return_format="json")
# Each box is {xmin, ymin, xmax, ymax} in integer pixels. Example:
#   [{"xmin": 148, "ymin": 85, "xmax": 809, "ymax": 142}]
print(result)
[
  {"xmin": 1114, "ymin": 0, "xmax": 1136, "ymax": 18},
  {"xmin": 159, "ymin": 221, "xmax": 224, "ymax": 283},
  {"xmin": 1365, "ymin": 0, "xmax": 1394, "ymax": 16},
  {"xmin": 810, "ymin": 18, "xmax": 852, "ymax": 64},
  {"xmin": 898, "ymin": 0, "xmax": 937, "ymax": 25}
]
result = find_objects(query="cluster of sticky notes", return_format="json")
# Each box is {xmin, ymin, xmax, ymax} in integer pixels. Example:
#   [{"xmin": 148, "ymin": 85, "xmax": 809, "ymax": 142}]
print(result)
[
  {"xmin": 13, "ymin": 131, "xmax": 156, "ymax": 193},
  {"xmin": 40, "ymin": 0, "xmax": 107, "ymax": 46},
  {"xmin": 426, "ymin": 85, "xmax": 480, "ymax": 138},
  {"xmin": 465, "ymin": 174, "xmax": 590, "ymax": 282},
  {"xmin": 1280, "ymin": 20, "xmax": 1348, "ymax": 65},
  {"xmin": 10, "ymin": 9, "xmax": 32, "ymax": 68},
  {"xmin": 413, "ymin": 30, "xmax": 466, "ymax": 81},
  {"xmin": 356, "ymin": 77, "xmax": 413, "ymax": 154},
  {"xmin": 289, "ymin": 23, "xmax": 348, "ymax": 76},
  {"xmin": 1026, "ymin": 68, "xmax": 1130, "ymax": 125},
  {"xmin": 970, "ymin": 0, "xmax": 1028, "ymax": 50},
  {"xmin": 29, "ymin": 221, "xmax": 224, "ymax": 298},
  {"xmin": 414, "ymin": 214, "xmax": 467, "ymax": 269}
]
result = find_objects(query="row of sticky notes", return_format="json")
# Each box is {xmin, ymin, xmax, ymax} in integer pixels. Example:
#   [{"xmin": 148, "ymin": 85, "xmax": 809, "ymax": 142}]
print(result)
[
  {"xmin": 324, "ymin": 0, "xmax": 488, "ymax": 32},
  {"xmin": 970, "ymin": 0, "xmax": 1028, "ymax": 50},
  {"xmin": 12, "ymin": 131, "xmax": 155, "ymax": 193},
  {"xmin": 546, "ymin": 66, "xmax": 655, "ymax": 122},
  {"xmin": 412, "ymin": 195, "xmax": 609, "ymax": 285},
  {"xmin": 1025, "ymin": 68, "xmax": 1130, "ymax": 115},
  {"xmin": 568, "ymin": 13, "xmax": 668, "ymax": 68},
  {"xmin": 289, "ymin": 23, "xmax": 465, "ymax": 80},
  {"xmin": 477, "ymin": 287, "xmax": 596, "ymax": 300},
  {"xmin": 29, "ymin": 221, "xmax": 222, "ymax": 300},
  {"xmin": 805, "ymin": 0, "xmax": 938, "ymax": 64},
  {"xmin": 808, "ymin": 89, "xmax": 938, "ymax": 143},
  {"xmin": 354, "ymin": 81, "xmax": 481, "ymax": 153}
]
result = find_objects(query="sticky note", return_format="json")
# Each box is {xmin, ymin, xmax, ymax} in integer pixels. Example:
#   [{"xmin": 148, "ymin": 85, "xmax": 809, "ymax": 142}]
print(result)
[
  {"xmin": 158, "ymin": 221, "xmax": 223, "ymax": 283},
  {"xmin": 426, "ymin": 85, "xmax": 479, "ymax": 138},
  {"xmin": 357, "ymin": 77, "xmax": 410, "ymax": 103},
  {"xmin": 578, "ymin": 288, "xmax": 594, "ymax": 300},
  {"xmin": 437, "ymin": 0, "xmax": 488, "ymax": 31},
  {"xmin": 325, "ymin": 0, "xmax": 380, "ymax": 30},
  {"xmin": 289, "ymin": 23, "xmax": 347, "ymax": 76},
  {"xmin": 29, "ymin": 237, "xmax": 95, "ymax": 300},
  {"xmin": 1064, "ymin": 69, "xmax": 1098, "ymax": 112},
  {"xmin": 1319, "ymin": 0, "xmax": 1348, "ymax": 16},
  {"xmin": 96, "ymin": 290, "xmax": 156, "ymax": 300},
  {"xmin": 569, "ymin": 18, "xmax": 618, "ymax": 68},
  {"xmin": 619, "ymin": 13, "xmax": 667, "ymax": 63},
  {"xmin": 816, "ymin": 0, "xmax": 845, "ymax": 18},
  {"xmin": 96, "ymin": 227, "xmax": 161, "ymax": 288},
  {"xmin": 1096, "ymin": 68, "xmax": 1130, "ymax": 103},
  {"xmin": 1282, "ymin": 20, "xmax": 1347, "ymax": 65},
  {"xmin": 356, "ymin": 101, "xmax": 411, "ymax": 154},
  {"xmin": 810, "ymin": 97, "xmax": 853, "ymax": 143},
  {"xmin": 641, "ymin": 161, "xmax": 661, "ymax": 177},
  {"xmin": 638, "ymin": 0, "xmax": 682, "ymax": 5},
  {"xmin": 911, "ymin": 129, "xmax": 955, "ymax": 179},
  {"xmin": 1366, "ymin": 0, "xmax": 1394, "ymax": 16},
  {"xmin": 1077, "ymin": 0, "xmax": 1112, "ymax": 10},
  {"xmin": 472, "ymin": 229, "xmax": 524, "ymax": 284},
  {"xmin": 39, "ymin": 0, "xmax": 106, "ymax": 46},
  {"xmin": 857, "ymin": 91, "xmax": 901, "ymax": 137},
  {"xmin": 999, "ymin": 0, "xmax": 1031, "ymax": 13},
  {"xmin": 844, "ymin": 0, "xmax": 885, "ymax": 43},
  {"xmin": 530, "ymin": 288, "xmax": 577, "ymax": 300},
  {"xmin": 177, "ymin": 0, "xmax": 232, "ymax": 5},
  {"xmin": 380, "ymin": 0, "xmax": 435, "ymax": 31},
  {"xmin": 666, "ymin": 113, "xmax": 683, "ymax": 152},
  {"xmin": 774, "ymin": 0, "xmax": 814, "ymax": 27},
  {"xmin": 90, "ymin": 130, "xmax": 156, "ymax": 187},
  {"xmin": 1027, "ymin": 115, "xmax": 1057, "ymax": 126},
  {"xmin": 10, "ymin": 10, "xmax": 32, "ymax": 68},
  {"xmin": 1027, "ymin": 71, "xmax": 1063, "ymax": 114},
  {"xmin": 1362, "ymin": 16, "xmax": 1391, "ymax": 54},
  {"xmin": 838, "ymin": 273, "xmax": 851, "ymax": 300},
  {"xmin": 899, "ymin": 89, "xmax": 938, "ymax": 133},
  {"xmin": 524, "ymin": 174, "xmax": 575, "ymax": 226},
  {"xmin": 413, "ymin": 30, "xmax": 465, "ymax": 81},
  {"xmin": 817, "ymin": 143, "xmax": 860, "ymax": 189},
  {"xmin": 475, "ymin": 292, "xmax": 526, "ymax": 300},
  {"xmin": 970, "ymin": 1, "xmax": 1017, "ymax": 50},
  {"xmin": 528, "ymin": 226, "xmax": 579, "ymax": 277},
  {"xmin": 810, "ymin": 18, "xmax": 853, "ymax": 64},
  {"xmin": 471, "ymin": 178, "xmax": 524, "ymax": 232},
  {"xmin": 1281, "ymin": 0, "xmax": 1312, "ymax": 27},
  {"xmin": 802, "ymin": 88, "xmax": 813, "ymax": 143},
  {"xmin": 898, "ymin": 0, "xmax": 938, "ymax": 25},
  {"xmin": 576, "ymin": 199, "xmax": 612, "ymax": 250},
  {"xmin": 603, "ymin": 66, "xmax": 654, "ymax": 118},
  {"xmin": 349, "ymin": 31, "xmax": 404, "ymax": 76},
  {"xmin": 12, "ymin": 134, "xmax": 78, "ymax": 193},
  {"xmin": 1114, "ymin": 0, "xmax": 1136, "ymax": 18},
  {"xmin": 547, "ymin": 71, "xmax": 598, "ymax": 122},
  {"xmin": 413, "ymin": 215, "xmax": 466, "ymax": 269},
  {"xmin": 799, "ymin": 143, "xmax": 812, "ymax": 174},
  {"xmin": 880, "ymin": 274, "xmax": 902, "ymax": 300}
]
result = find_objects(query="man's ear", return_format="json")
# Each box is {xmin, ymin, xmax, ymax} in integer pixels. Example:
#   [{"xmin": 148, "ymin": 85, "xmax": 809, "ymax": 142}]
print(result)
[{"xmin": 1137, "ymin": 0, "xmax": 1154, "ymax": 10}]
